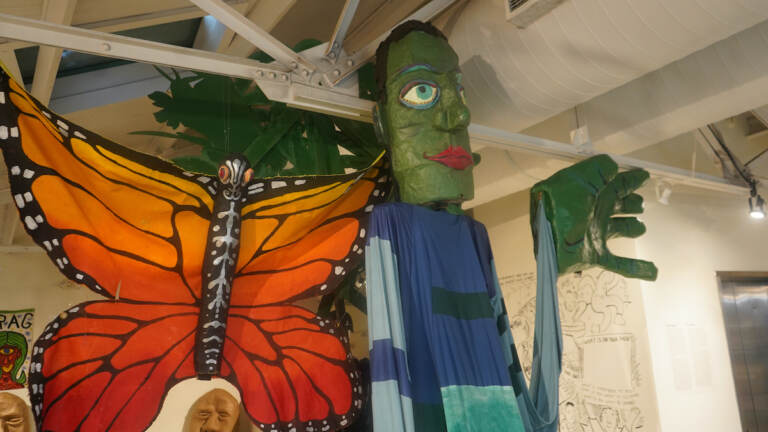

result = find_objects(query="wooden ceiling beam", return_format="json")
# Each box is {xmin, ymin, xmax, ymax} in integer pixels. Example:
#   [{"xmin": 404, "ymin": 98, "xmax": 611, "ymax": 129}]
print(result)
[
  {"xmin": 0, "ymin": 47, "xmax": 22, "ymax": 82},
  {"xmin": 220, "ymin": 0, "xmax": 297, "ymax": 58},
  {"xmin": 30, "ymin": 0, "xmax": 78, "ymax": 105},
  {"xmin": 0, "ymin": 1, "xmax": 250, "ymax": 52}
]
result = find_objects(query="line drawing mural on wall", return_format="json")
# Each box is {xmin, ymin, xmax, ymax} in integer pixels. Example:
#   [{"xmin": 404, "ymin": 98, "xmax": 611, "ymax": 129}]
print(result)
[{"xmin": 500, "ymin": 270, "xmax": 659, "ymax": 432}]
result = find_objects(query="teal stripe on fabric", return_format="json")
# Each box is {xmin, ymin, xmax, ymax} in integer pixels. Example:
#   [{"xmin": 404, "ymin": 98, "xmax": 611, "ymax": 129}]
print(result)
[
  {"xmin": 367, "ymin": 237, "xmax": 407, "ymax": 352},
  {"xmin": 431, "ymin": 286, "xmax": 494, "ymax": 320},
  {"xmin": 441, "ymin": 385, "xmax": 525, "ymax": 432},
  {"xmin": 413, "ymin": 402, "xmax": 448, "ymax": 432}
]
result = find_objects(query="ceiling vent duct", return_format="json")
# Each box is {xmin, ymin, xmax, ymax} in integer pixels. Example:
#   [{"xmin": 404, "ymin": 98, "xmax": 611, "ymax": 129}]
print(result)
[{"xmin": 505, "ymin": 0, "xmax": 567, "ymax": 28}]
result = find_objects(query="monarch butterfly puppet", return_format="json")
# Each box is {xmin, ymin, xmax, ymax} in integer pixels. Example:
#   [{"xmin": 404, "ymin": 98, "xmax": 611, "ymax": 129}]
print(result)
[{"xmin": 0, "ymin": 67, "xmax": 389, "ymax": 432}]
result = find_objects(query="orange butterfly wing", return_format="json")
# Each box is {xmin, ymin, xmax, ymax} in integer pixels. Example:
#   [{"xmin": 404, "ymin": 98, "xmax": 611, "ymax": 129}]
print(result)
[
  {"xmin": 232, "ymin": 163, "xmax": 387, "ymax": 306},
  {"xmin": 0, "ymin": 70, "xmax": 214, "ymax": 304}
]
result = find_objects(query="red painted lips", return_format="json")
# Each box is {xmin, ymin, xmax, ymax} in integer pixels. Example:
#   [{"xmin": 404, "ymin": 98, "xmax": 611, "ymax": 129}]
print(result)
[{"xmin": 423, "ymin": 146, "xmax": 474, "ymax": 170}]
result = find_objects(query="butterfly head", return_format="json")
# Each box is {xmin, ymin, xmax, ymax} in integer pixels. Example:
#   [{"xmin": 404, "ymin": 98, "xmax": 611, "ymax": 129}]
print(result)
[{"xmin": 218, "ymin": 155, "xmax": 253, "ymax": 200}]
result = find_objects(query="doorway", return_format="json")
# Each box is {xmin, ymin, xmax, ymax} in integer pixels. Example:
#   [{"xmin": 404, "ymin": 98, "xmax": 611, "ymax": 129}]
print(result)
[{"xmin": 717, "ymin": 272, "xmax": 768, "ymax": 432}]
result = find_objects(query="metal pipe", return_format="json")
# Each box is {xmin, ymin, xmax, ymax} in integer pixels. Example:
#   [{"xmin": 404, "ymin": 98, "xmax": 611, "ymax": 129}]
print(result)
[{"xmin": 468, "ymin": 124, "xmax": 749, "ymax": 195}]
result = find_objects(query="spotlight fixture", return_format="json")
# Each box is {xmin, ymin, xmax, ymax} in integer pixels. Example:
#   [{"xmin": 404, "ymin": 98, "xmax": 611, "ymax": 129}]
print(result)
[
  {"xmin": 749, "ymin": 190, "xmax": 765, "ymax": 219},
  {"xmin": 655, "ymin": 180, "xmax": 672, "ymax": 206}
]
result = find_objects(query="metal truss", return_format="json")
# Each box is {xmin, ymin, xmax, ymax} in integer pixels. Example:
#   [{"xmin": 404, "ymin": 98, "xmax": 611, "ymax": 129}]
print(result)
[{"xmin": 0, "ymin": 0, "xmax": 456, "ymax": 120}]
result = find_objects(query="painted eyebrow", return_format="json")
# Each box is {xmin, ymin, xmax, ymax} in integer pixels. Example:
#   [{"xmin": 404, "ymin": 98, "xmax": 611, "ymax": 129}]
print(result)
[{"xmin": 393, "ymin": 64, "xmax": 436, "ymax": 79}]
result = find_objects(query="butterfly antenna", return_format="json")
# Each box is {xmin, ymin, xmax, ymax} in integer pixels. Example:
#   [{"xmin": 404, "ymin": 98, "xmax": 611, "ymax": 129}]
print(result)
[{"xmin": 224, "ymin": 77, "xmax": 232, "ymax": 154}]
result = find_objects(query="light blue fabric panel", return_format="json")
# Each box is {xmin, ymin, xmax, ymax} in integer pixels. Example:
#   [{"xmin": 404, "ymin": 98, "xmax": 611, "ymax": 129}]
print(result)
[
  {"xmin": 370, "ymin": 381, "xmax": 415, "ymax": 432},
  {"xmin": 366, "ymin": 235, "xmax": 413, "ymax": 432},
  {"xmin": 528, "ymin": 199, "xmax": 562, "ymax": 428},
  {"xmin": 491, "ymin": 200, "xmax": 562, "ymax": 432},
  {"xmin": 366, "ymin": 236, "xmax": 407, "ymax": 351}
]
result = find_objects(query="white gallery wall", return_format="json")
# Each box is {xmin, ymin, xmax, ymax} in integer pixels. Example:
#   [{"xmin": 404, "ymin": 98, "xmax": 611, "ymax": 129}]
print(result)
[{"xmin": 634, "ymin": 184, "xmax": 768, "ymax": 432}]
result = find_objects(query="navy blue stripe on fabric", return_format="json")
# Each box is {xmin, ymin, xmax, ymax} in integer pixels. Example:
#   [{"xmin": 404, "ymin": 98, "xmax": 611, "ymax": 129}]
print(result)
[{"xmin": 370, "ymin": 339, "xmax": 412, "ymax": 398}]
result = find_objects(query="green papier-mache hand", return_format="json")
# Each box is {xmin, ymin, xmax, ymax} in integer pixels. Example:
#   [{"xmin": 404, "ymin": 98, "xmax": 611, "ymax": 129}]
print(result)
[{"xmin": 530, "ymin": 154, "xmax": 658, "ymax": 281}]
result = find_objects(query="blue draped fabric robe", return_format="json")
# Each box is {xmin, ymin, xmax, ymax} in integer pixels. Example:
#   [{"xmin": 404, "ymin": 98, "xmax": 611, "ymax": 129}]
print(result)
[{"xmin": 366, "ymin": 201, "xmax": 561, "ymax": 432}]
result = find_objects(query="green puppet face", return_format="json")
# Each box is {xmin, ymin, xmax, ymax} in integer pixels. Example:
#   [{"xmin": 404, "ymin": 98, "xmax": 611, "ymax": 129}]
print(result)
[{"xmin": 376, "ymin": 31, "xmax": 474, "ymax": 207}]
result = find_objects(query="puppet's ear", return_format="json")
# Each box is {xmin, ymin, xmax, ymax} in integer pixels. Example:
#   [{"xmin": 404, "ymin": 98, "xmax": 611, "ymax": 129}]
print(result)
[{"xmin": 372, "ymin": 104, "xmax": 389, "ymax": 147}]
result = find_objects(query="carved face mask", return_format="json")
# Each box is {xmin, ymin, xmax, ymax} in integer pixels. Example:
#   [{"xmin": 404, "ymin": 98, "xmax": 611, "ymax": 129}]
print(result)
[
  {"xmin": 0, "ymin": 393, "xmax": 29, "ymax": 432},
  {"xmin": 376, "ymin": 30, "xmax": 475, "ymax": 206},
  {"xmin": 185, "ymin": 389, "xmax": 239, "ymax": 432}
]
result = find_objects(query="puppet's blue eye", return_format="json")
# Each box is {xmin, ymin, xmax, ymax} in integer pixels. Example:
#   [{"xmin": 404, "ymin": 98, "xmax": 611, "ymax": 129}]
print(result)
[{"xmin": 399, "ymin": 81, "xmax": 439, "ymax": 109}]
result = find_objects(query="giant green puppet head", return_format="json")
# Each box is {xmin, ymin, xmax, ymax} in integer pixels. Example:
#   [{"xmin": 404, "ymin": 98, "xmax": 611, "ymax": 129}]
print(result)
[{"xmin": 374, "ymin": 21, "xmax": 476, "ymax": 209}]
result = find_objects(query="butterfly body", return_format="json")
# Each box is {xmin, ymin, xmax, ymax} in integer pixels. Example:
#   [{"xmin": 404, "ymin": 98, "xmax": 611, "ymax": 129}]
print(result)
[{"xmin": 197, "ymin": 155, "xmax": 254, "ymax": 378}]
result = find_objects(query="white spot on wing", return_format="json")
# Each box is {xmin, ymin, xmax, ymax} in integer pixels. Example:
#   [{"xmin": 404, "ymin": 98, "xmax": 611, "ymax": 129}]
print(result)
[
  {"xmin": 10, "ymin": 166, "xmax": 20, "ymax": 175},
  {"xmin": 13, "ymin": 194, "xmax": 24, "ymax": 208},
  {"xmin": 197, "ymin": 176, "xmax": 211, "ymax": 183},
  {"xmin": 0, "ymin": 126, "xmax": 7, "ymax": 139},
  {"xmin": 34, "ymin": 214, "xmax": 43, "ymax": 223},
  {"xmin": 0, "ymin": 92, "xmax": 4, "ymax": 104},
  {"xmin": 23, "ymin": 192, "xmax": 33, "ymax": 202},
  {"xmin": 9, "ymin": 127, "xmax": 17, "ymax": 138},
  {"xmin": 24, "ymin": 216, "xmax": 38, "ymax": 230},
  {"xmin": 52, "ymin": 239, "xmax": 59, "ymax": 246},
  {"xmin": 271, "ymin": 181, "xmax": 287, "ymax": 188},
  {"xmin": 334, "ymin": 266, "xmax": 343, "ymax": 275},
  {"xmin": 42, "ymin": 241, "xmax": 51, "ymax": 251},
  {"xmin": 22, "ymin": 169, "xmax": 34, "ymax": 178},
  {"xmin": 295, "ymin": 179, "xmax": 306, "ymax": 185},
  {"xmin": 56, "ymin": 120, "xmax": 69, "ymax": 130},
  {"xmin": 74, "ymin": 131, "xmax": 86, "ymax": 139},
  {"xmin": 359, "ymin": 228, "xmax": 366, "ymax": 238}
]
